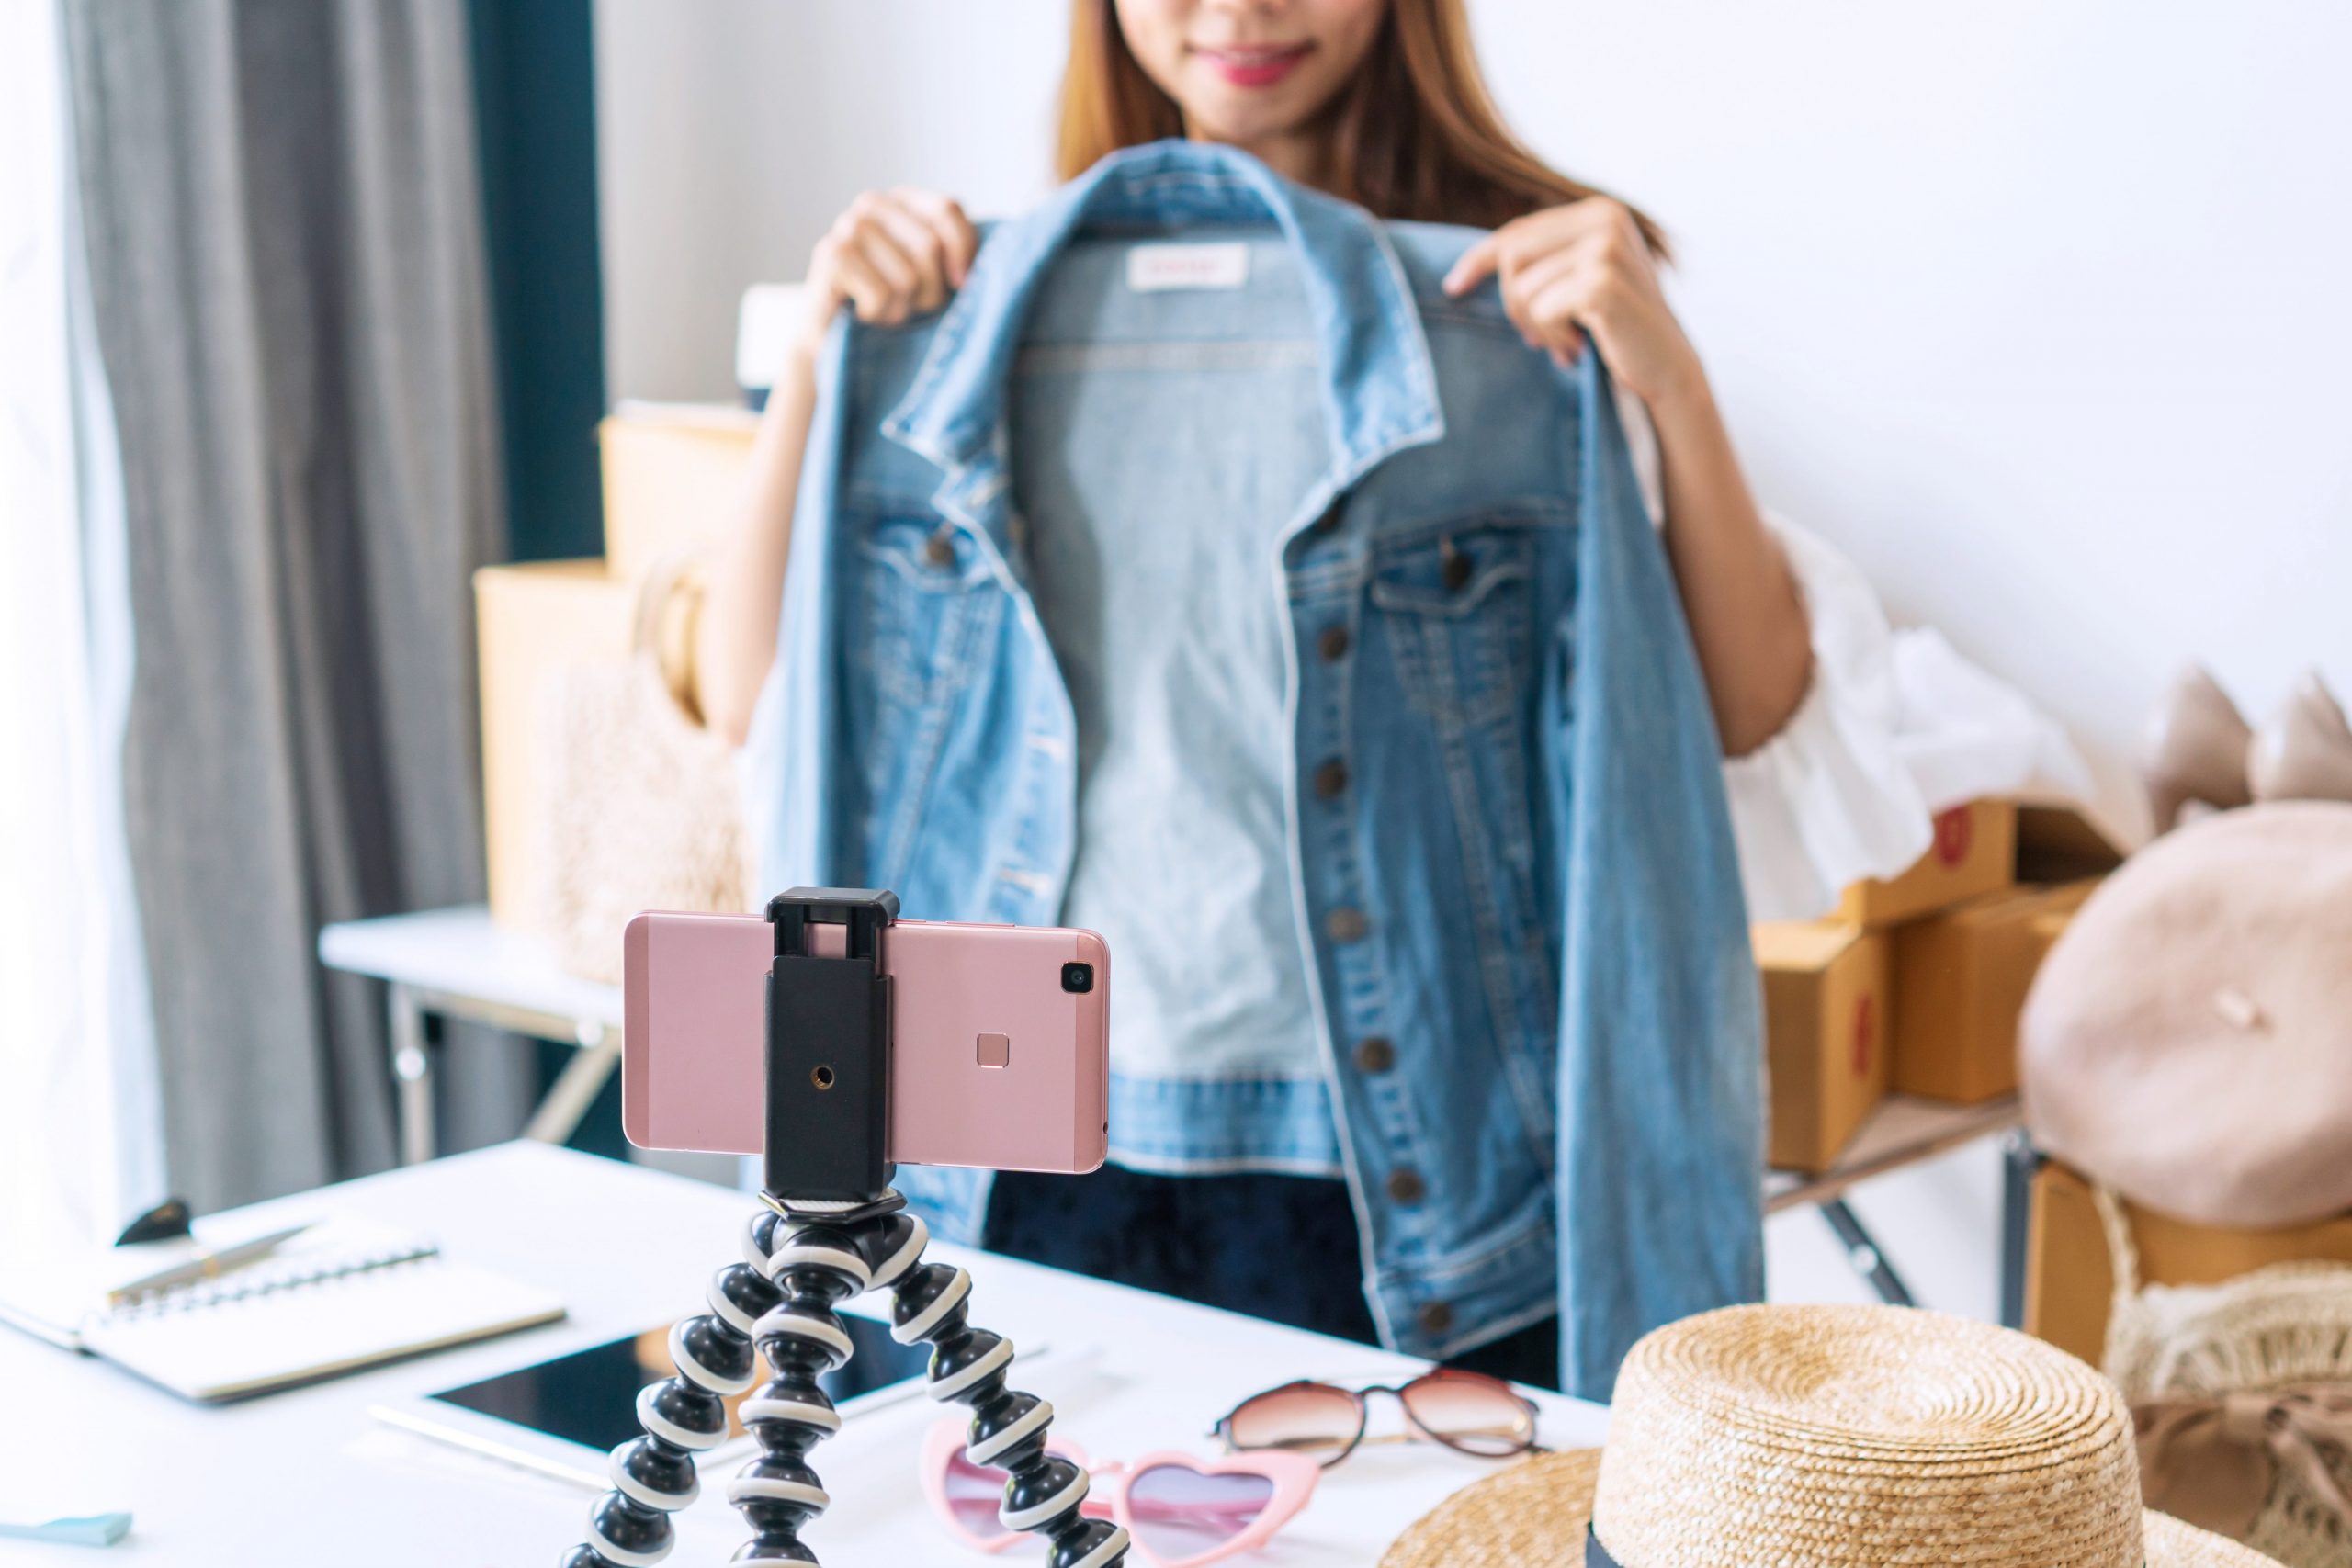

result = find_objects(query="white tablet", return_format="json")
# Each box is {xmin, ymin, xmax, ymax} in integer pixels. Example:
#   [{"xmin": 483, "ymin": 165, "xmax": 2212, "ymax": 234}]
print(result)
[{"xmin": 369, "ymin": 1307, "xmax": 979, "ymax": 1488}]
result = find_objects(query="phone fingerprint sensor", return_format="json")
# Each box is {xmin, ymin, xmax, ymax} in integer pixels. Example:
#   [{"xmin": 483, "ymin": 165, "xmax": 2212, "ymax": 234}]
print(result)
[{"xmin": 976, "ymin": 1032, "xmax": 1012, "ymax": 1069}]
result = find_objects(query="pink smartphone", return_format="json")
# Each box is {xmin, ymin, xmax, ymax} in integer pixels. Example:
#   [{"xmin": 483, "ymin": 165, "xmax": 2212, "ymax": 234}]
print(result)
[{"xmin": 622, "ymin": 912, "xmax": 1109, "ymax": 1175}]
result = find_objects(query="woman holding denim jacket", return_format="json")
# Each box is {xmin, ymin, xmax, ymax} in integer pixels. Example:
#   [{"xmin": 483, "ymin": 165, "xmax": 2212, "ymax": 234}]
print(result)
[{"xmin": 697, "ymin": 0, "xmax": 1929, "ymax": 1391}]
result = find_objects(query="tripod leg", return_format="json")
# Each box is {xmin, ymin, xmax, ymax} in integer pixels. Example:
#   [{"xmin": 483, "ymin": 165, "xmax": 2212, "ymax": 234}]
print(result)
[
  {"xmin": 562, "ymin": 1209, "xmax": 786, "ymax": 1567},
  {"xmin": 729, "ymin": 1211, "xmax": 874, "ymax": 1561},
  {"xmin": 854, "ymin": 1210, "xmax": 1130, "ymax": 1568}
]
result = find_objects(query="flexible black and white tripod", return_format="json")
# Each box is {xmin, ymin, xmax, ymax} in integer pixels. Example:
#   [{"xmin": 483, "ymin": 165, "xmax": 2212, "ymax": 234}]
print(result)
[{"xmin": 560, "ymin": 890, "xmax": 1129, "ymax": 1568}]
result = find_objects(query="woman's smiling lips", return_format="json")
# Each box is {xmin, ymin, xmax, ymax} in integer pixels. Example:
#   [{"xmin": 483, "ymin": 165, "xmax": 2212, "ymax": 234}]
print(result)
[{"xmin": 1193, "ymin": 41, "xmax": 1315, "ymax": 88}]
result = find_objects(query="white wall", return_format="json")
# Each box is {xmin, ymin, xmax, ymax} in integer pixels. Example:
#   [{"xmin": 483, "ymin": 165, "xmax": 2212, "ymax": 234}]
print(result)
[
  {"xmin": 595, "ymin": 0, "xmax": 2352, "ymax": 830},
  {"xmin": 1479, "ymin": 0, "xmax": 2352, "ymax": 837},
  {"xmin": 594, "ymin": 0, "xmax": 1068, "ymax": 405}
]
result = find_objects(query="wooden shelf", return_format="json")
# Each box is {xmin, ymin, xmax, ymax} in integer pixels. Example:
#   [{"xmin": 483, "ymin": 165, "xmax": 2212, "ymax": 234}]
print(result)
[{"xmin": 1766, "ymin": 1093, "xmax": 2022, "ymax": 1213}]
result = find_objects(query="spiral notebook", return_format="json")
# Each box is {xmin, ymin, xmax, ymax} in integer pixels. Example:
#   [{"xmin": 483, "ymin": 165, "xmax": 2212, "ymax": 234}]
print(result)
[{"xmin": 0, "ymin": 1216, "xmax": 566, "ymax": 1403}]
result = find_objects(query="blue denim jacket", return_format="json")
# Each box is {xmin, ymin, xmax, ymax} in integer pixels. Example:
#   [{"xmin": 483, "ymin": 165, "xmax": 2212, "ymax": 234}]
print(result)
[{"xmin": 750, "ymin": 141, "xmax": 1761, "ymax": 1397}]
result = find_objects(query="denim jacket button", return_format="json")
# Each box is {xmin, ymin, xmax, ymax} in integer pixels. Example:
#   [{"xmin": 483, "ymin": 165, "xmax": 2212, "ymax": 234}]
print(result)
[
  {"xmin": 1313, "ymin": 759, "xmax": 1350, "ymax": 799},
  {"xmin": 1385, "ymin": 1168, "xmax": 1427, "ymax": 1203},
  {"xmin": 1326, "ymin": 907, "xmax": 1369, "ymax": 943},
  {"xmin": 1317, "ymin": 625, "xmax": 1351, "ymax": 661},
  {"xmin": 1352, "ymin": 1036, "xmax": 1396, "ymax": 1074},
  {"xmin": 923, "ymin": 529, "xmax": 956, "ymax": 569},
  {"xmin": 1441, "ymin": 543, "xmax": 1472, "ymax": 592},
  {"xmin": 1418, "ymin": 1301, "xmax": 1454, "ymax": 1336}
]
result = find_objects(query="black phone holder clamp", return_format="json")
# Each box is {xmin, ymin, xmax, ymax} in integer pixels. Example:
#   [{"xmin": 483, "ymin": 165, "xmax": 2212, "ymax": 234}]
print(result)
[
  {"xmin": 561, "ymin": 888, "xmax": 1129, "ymax": 1568},
  {"xmin": 762, "ymin": 886, "xmax": 898, "ymax": 1203}
]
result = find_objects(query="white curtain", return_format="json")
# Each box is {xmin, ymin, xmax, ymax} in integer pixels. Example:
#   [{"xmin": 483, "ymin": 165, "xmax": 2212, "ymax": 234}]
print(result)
[{"xmin": 0, "ymin": 0, "xmax": 165, "ymax": 1252}]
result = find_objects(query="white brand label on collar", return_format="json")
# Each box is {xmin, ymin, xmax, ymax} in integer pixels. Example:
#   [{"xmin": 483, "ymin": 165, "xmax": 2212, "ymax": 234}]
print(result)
[{"xmin": 1126, "ymin": 243, "xmax": 1250, "ymax": 292}]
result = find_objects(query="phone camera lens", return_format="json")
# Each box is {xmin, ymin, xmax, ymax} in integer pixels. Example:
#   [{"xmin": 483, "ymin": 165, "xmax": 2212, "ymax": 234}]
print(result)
[{"xmin": 1060, "ymin": 962, "xmax": 1094, "ymax": 994}]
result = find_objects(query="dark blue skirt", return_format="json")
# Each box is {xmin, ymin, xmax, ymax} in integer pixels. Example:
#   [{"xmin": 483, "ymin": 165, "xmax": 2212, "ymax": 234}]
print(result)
[{"xmin": 984, "ymin": 1164, "xmax": 1559, "ymax": 1391}]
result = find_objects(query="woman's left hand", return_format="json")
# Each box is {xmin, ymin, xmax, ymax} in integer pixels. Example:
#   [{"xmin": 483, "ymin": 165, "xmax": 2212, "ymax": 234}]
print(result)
[{"xmin": 1442, "ymin": 198, "xmax": 1703, "ymax": 409}]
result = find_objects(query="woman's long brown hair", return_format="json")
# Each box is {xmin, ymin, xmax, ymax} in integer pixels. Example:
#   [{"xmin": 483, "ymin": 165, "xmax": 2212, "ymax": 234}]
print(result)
[{"xmin": 1056, "ymin": 0, "xmax": 1667, "ymax": 255}]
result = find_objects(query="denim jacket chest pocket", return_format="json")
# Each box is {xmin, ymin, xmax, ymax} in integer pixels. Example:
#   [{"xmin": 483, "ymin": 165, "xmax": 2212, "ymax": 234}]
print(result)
[
  {"xmin": 1365, "ymin": 520, "xmax": 1546, "ymax": 733},
  {"xmin": 851, "ymin": 512, "xmax": 999, "ymax": 702}
]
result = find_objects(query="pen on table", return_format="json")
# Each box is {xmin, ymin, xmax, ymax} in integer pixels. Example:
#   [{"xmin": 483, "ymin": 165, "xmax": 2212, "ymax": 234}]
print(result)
[{"xmin": 106, "ymin": 1223, "xmax": 314, "ymax": 1304}]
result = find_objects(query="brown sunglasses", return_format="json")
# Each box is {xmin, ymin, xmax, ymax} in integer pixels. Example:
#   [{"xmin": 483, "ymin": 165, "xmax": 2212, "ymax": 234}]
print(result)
[{"xmin": 1209, "ymin": 1368, "xmax": 1542, "ymax": 1468}]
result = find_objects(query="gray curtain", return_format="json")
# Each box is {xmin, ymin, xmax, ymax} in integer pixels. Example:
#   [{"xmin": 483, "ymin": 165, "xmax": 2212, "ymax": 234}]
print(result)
[{"xmin": 62, "ymin": 0, "xmax": 531, "ymax": 1211}]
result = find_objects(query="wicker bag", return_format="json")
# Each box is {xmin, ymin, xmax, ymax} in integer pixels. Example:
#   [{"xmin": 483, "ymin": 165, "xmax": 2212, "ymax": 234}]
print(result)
[
  {"xmin": 531, "ymin": 555, "xmax": 756, "ymax": 983},
  {"xmin": 2098, "ymin": 1184, "xmax": 2352, "ymax": 1566}
]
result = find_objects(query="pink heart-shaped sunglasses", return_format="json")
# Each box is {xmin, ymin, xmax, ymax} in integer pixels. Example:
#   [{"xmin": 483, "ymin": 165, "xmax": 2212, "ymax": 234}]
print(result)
[{"xmin": 922, "ymin": 1416, "xmax": 1319, "ymax": 1567}]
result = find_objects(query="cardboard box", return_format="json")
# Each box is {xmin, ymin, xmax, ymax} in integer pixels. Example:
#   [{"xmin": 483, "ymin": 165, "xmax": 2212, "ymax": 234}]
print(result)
[
  {"xmin": 1756, "ymin": 920, "xmax": 1893, "ymax": 1173},
  {"xmin": 600, "ymin": 401, "xmax": 760, "ymax": 582},
  {"xmin": 2012, "ymin": 801, "xmax": 2127, "ymax": 884},
  {"xmin": 475, "ymin": 560, "xmax": 635, "ymax": 926},
  {"xmin": 1889, "ymin": 879, "xmax": 2100, "ymax": 1104},
  {"xmin": 1838, "ymin": 798, "xmax": 2018, "ymax": 927},
  {"xmin": 2026, "ymin": 1159, "xmax": 2352, "ymax": 1366}
]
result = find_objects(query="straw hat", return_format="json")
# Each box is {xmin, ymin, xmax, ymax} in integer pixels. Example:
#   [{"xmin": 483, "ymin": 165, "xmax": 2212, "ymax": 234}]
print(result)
[{"xmin": 1383, "ymin": 1304, "xmax": 2278, "ymax": 1567}]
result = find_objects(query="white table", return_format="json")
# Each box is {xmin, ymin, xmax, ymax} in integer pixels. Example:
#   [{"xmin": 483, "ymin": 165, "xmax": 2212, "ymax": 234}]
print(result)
[
  {"xmin": 9, "ymin": 1142, "xmax": 1606, "ymax": 1565},
  {"xmin": 319, "ymin": 906, "xmax": 623, "ymax": 1164}
]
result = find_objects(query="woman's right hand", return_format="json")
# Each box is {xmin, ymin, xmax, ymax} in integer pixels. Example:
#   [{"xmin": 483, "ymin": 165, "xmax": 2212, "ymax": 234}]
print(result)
[{"xmin": 793, "ymin": 187, "xmax": 978, "ymax": 358}]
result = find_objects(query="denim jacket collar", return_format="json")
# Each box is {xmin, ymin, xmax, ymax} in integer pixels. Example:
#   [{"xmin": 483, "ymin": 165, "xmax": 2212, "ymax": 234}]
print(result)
[{"xmin": 882, "ymin": 141, "xmax": 1444, "ymax": 540}]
